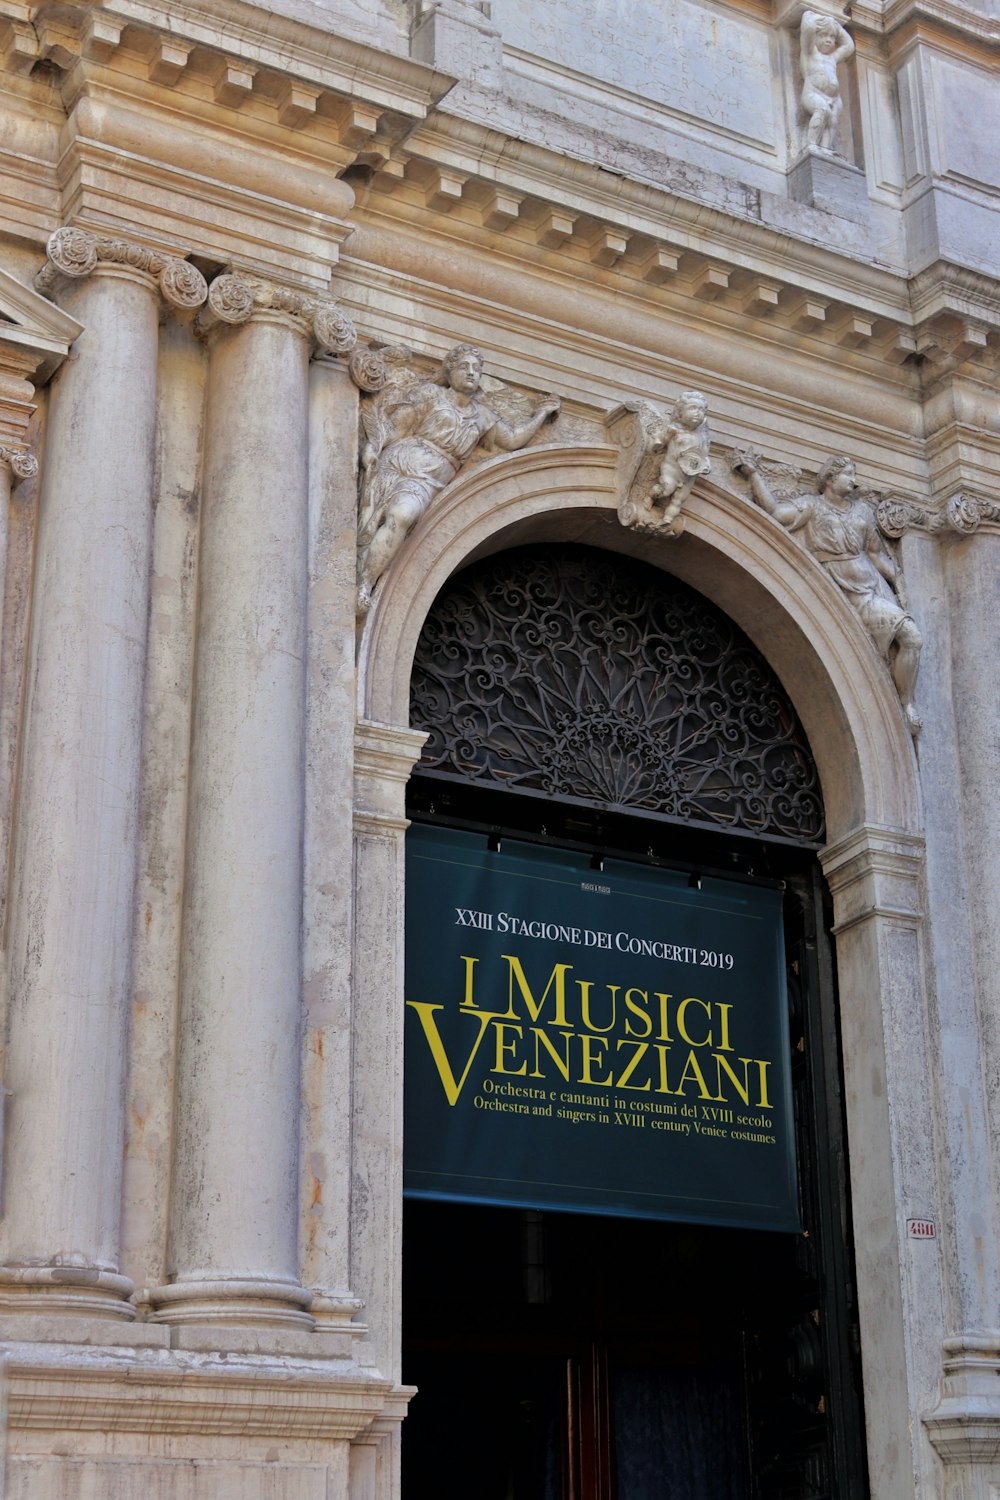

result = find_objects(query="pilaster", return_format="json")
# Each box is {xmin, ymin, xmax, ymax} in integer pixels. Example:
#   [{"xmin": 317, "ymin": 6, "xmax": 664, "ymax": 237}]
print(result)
[{"xmin": 820, "ymin": 825, "xmax": 941, "ymax": 1499}]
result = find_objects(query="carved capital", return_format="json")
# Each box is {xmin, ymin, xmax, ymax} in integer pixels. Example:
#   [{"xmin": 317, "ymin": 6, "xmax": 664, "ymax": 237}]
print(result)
[
  {"xmin": 0, "ymin": 443, "xmax": 38, "ymax": 482},
  {"xmin": 197, "ymin": 272, "xmax": 357, "ymax": 356},
  {"xmin": 875, "ymin": 490, "xmax": 1000, "ymax": 538},
  {"xmin": 36, "ymin": 227, "xmax": 208, "ymax": 311}
]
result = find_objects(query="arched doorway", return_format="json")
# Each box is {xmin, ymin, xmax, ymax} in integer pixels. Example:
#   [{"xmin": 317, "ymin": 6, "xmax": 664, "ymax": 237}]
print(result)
[{"xmin": 400, "ymin": 544, "xmax": 868, "ymax": 1498}]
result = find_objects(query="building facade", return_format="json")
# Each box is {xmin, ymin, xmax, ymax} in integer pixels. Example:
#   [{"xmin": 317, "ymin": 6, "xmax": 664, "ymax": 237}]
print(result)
[{"xmin": 0, "ymin": 0, "xmax": 998, "ymax": 1494}]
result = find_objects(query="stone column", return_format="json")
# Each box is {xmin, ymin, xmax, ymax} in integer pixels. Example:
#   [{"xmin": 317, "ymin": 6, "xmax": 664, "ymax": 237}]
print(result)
[
  {"xmin": 150, "ymin": 274, "xmax": 356, "ymax": 1329},
  {"xmin": 0, "ymin": 228, "xmax": 207, "ymax": 1317}
]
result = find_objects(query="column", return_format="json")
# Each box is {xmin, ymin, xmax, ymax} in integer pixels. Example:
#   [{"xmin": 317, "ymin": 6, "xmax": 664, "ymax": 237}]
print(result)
[
  {"xmin": 150, "ymin": 274, "xmax": 356, "ymax": 1328},
  {"xmin": 0, "ymin": 228, "xmax": 207, "ymax": 1317}
]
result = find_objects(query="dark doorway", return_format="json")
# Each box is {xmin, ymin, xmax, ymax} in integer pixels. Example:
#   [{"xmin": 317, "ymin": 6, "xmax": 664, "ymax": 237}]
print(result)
[
  {"xmin": 403, "ymin": 1201, "xmax": 758, "ymax": 1500},
  {"xmin": 403, "ymin": 546, "xmax": 869, "ymax": 1498}
]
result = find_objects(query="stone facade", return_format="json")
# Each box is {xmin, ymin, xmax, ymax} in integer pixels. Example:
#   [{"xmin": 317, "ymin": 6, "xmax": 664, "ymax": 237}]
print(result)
[{"xmin": 0, "ymin": 0, "xmax": 997, "ymax": 1495}]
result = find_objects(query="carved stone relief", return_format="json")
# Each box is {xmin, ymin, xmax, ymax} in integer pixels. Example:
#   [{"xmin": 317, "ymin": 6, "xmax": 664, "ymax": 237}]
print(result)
[
  {"xmin": 798, "ymin": 11, "xmax": 855, "ymax": 155},
  {"xmin": 36, "ymin": 226, "xmax": 209, "ymax": 310},
  {"xmin": 195, "ymin": 272, "xmax": 357, "ymax": 356},
  {"xmin": 730, "ymin": 448, "xmax": 922, "ymax": 735},
  {"xmin": 607, "ymin": 392, "xmax": 712, "ymax": 538},
  {"xmin": 351, "ymin": 343, "xmax": 559, "ymax": 613}
]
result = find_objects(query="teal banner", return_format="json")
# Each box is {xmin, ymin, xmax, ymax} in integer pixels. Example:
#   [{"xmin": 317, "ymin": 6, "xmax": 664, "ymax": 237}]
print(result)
[{"xmin": 404, "ymin": 825, "xmax": 799, "ymax": 1231}]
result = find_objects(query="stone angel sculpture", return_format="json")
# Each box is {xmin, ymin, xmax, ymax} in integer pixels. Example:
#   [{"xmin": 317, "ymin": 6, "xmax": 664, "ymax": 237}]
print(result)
[
  {"xmin": 609, "ymin": 390, "xmax": 712, "ymax": 538},
  {"xmin": 731, "ymin": 447, "xmax": 922, "ymax": 735},
  {"xmin": 354, "ymin": 343, "xmax": 560, "ymax": 613}
]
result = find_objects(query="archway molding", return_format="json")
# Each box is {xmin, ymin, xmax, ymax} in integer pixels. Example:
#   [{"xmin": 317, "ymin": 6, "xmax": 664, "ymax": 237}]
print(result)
[
  {"xmin": 359, "ymin": 442, "xmax": 920, "ymax": 842},
  {"xmin": 351, "ymin": 441, "xmax": 939, "ymax": 1500}
]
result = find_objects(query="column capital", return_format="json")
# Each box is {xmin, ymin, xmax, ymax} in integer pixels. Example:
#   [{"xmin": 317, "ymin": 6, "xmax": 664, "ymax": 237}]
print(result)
[
  {"xmin": 197, "ymin": 272, "xmax": 357, "ymax": 357},
  {"xmin": 35, "ymin": 227, "xmax": 208, "ymax": 312},
  {"xmin": 0, "ymin": 443, "xmax": 38, "ymax": 483},
  {"xmin": 877, "ymin": 489, "xmax": 1000, "ymax": 539}
]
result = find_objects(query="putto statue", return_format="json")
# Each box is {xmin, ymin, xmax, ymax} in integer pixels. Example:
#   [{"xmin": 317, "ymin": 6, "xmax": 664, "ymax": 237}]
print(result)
[
  {"xmin": 611, "ymin": 391, "xmax": 712, "ymax": 537},
  {"xmin": 799, "ymin": 10, "xmax": 855, "ymax": 153},
  {"xmin": 353, "ymin": 343, "xmax": 560, "ymax": 613},
  {"xmin": 732, "ymin": 449, "xmax": 922, "ymax": 734}
]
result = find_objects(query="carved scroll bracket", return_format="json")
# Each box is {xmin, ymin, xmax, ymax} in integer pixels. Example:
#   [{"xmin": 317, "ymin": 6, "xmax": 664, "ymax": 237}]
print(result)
[
  {"xmin": 196, "ymin": 272, "xmax": 357, "ymax": 357},
  {"xmin": 35, "ymin": 227, "xmax": 209, "ymax": 312}
]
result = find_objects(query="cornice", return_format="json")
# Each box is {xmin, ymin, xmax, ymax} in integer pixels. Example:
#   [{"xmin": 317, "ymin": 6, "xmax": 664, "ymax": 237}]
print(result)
[
  {"xmin": 5, "ymin": 0, "xmax": 455, "ymax": 121},
  {"xmin": 352, "ymin": 113, "xmax": 1000, "ymax": 385},
  {"xmin": 852, "ymin": 0, "xmax": 1000, "ymax": 48}
]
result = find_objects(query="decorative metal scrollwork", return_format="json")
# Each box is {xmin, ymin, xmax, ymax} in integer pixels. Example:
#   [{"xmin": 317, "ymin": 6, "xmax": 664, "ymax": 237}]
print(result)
[{"xmin": 410, "ymin": 547, "xmax": 825, "ymax": 844}]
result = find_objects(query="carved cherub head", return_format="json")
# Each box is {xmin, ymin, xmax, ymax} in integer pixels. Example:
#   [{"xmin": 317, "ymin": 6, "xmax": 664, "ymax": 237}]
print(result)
[
  {"xmin": 814, "ymin": 16, "xmax": 839, "ymax": 51},
  {"xmin": 674, "ymin": 391, "xmax": 708, "ymax": 430}
]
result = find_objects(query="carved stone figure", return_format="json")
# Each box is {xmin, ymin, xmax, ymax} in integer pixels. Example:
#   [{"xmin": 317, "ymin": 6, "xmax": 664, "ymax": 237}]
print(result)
[
  {"xmin": 611, "ymin": 391, "xmax": 712, "ymax": 537},
  {"xmin": 355, "ymin": 343, "xmax": 559, "ymax": 612},
  {"xmin": 732, "ymin": 450, "xmax": 922, "ymax": 734},
  {"xmin": 799, "ymin": 10, "xmax": 855, "ymax": 153}
]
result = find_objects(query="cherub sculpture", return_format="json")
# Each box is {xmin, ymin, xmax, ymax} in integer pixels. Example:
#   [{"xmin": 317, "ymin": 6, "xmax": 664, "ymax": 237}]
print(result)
[
  {"xmin": 354, "ymin": 344, "xmax": 559, "ymax": 613},
  {"xmin": 799, "ymin": 10, "xmax": 855, "ymax": 153},
  {"xmin": 613, "ymin": 391, "xmax": 712, "ymax": 537},
  {"xmin": 732, "ymin": 448, "xmax": 922, "ymax": 734}
]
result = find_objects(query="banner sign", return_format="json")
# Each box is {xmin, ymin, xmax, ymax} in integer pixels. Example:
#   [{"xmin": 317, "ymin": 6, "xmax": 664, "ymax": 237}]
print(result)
[{"xmin": 404, "ymin": 825, "xmax": 798, "ymax": 1231}]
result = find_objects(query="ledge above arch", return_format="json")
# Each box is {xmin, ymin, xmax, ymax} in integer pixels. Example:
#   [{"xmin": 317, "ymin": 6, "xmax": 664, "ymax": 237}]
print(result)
[{"xmin": 358, "ymin": 441, "xmax": 922, "ymax": 844}]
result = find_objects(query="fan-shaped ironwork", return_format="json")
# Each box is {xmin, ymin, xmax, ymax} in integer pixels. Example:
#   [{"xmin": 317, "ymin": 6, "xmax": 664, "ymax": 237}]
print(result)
[{"xmin": 410, "ymin": 546, "xmax": 825, "ymax": 844}]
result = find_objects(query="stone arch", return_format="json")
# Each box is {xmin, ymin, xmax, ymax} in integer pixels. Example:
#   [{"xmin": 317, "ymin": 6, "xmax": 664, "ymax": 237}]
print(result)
[
  {"xmin": 359, "ymin": 442, "xmax": 921, "ymax": 845},
  {"xmin": 353, "ymin": 442, "xmax": 933, "ymax": 1496}
]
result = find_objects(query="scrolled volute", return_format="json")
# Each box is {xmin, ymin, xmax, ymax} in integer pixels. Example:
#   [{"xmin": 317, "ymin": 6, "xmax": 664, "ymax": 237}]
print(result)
[
  {"xmin": 198, "ymin": 271, "xmax": 356, "ymax": 355},
  {"xmin": 0, "ymin": 444, "xmax": 38, "ymax": 482},
  {"xmin": 36, "ymin": 226, "xmax": 208, "ymax": 311}
]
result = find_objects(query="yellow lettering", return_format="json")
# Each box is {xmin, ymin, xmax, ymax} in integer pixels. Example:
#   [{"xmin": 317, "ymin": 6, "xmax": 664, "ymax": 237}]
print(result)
[
  {"xmin": 712, "ymin": 1052, "xmax": 752, "ymax": 1106},
  {"xmin": 676, "ymin": 996, "xmax": 712, "ymax": 1048},
  {"xmin": 460, "ymin": 955, "xmax": 480, "ymax": 1009},
  {"xmin": 529, "ymin": 1027, "xmax": 573, "ymax": 1082},
  {"xmin": 502, "ymin": 956, "xmax": 572, "ymax": 1026},
  {"xmin": 580, "ymin": 1034, "xmax": 613, "ymax": 1087},
  {"xmin": 406, "ymin": 1001, "xmax": 499, "ymax": 1107},
  {"xmin": 493, "ymin": 1020, "xmax": 527, "ymax": 1076},
  {"xmin": 624, "ymin": 988, "xmax": 652, "ymax": 1038},
  {"xmin": 580, "ymin": 982, "xmax": 618, "ymax": 1034},
  {"xmin": 675, "ymin": 1048, "xmax": 714, "ymax": 1099},
  {"xmin": 614, "ymin": 1038, "xmax": 651, "ymax": 1091},
  {"xmin": 654, "ymin": 993, "xmax": 673, "ymax": 1042}
]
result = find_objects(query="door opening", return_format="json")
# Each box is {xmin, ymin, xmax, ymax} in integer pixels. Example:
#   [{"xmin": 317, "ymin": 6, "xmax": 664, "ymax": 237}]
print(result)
[{"xmin": 402, "ymin": 546, "xmax": 869, "ymax": 1497}]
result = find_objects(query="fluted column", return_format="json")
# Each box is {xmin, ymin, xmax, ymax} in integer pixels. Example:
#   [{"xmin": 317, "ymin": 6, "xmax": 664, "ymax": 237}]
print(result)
[
  {"xmin": 150, "ymin": 274, "xmax": 356, "ymax": 1328},
  {"xmin": 0, "ymin": 228, "xmax": 207, "ymax": 1317}
]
